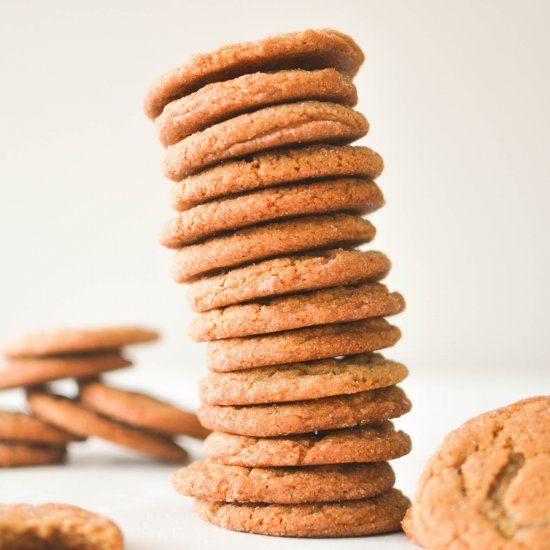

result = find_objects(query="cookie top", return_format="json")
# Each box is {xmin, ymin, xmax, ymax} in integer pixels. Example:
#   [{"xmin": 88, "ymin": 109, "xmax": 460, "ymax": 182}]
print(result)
[
  {"xmin": 199, "ymin": 353, "xmax": 408, "ymax": 405},
  {"xmin": 162, "ymin": 101, "xmax": 368, "ymax": 180},
  {"xmin": 188, "ymin": 249, "xmax": 391, "ymax": 312},
  {"xmin": 161, "ymin": 178, "xmax": 383, "ymax": 248},
  {"xmin": 207, "ymin": 318, "xmax": 401, "ymax": 371},
  {"xmin": 79, "ymin": 380, "xmax": 209, "ymax": 439},
  {"xmin": 0, "ymin": 503, "xmax": 123, "ymax": 549},
  {"xmin": 144, "ymin": 28, "xmax": 364, "ymax": 119},
  {"xmin": 190, "ymin": 282, "xmax": 405, "ymax": 341},
  {"xmin": 406, "ymin": 396, "xmax": 550, "ymax": 550},
  {"xmin": 173, "ymin": 459, "xmax": 394, "ymax": 504},
  {"xmin": 1, "ymin": 326, "xmax": 159, "ymax": 358},
  {"xmin": 173, "ymin": 214, "xmax": 376, "ymax": 283},
  {"xmin": 156, "ymin": 68, "xmax": 357, "ymax": 146},
  {"xmin": 204, "ymin": 421, "xmax": 411, "ymax": 467},
  {"xmin": 0, "ymin": 442, "xmax": 66, "ymax": 468}
]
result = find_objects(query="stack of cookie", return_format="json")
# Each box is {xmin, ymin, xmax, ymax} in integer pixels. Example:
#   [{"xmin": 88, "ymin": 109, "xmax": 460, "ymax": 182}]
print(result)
[{"xmin": 145, "ymin": 28, "xmax": 412, "ymax": 537}]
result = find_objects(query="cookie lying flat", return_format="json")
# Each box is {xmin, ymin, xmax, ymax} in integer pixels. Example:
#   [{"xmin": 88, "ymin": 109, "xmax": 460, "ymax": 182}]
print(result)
[
  {"xmin": 405, "ymin": 396, "xmax": 550, "ymax": 550},
  {"xmin": 144, "ymin": 28, "xmax": 364, "ymax": 119},
  {"xmin": 0, "ymin": 503, "xmax": 123, "ymax": 550},
  {"xmin": 156, "ymin": 68, "xmax": 357, "ymax": 146},
  {"xmin": 173, "ymin": 459, "xmax": 394, "ymax": 504},
  {"xmin": 199, "ymin": 353, "xmax": 408, "ymax": 405},
  {"xmin": 198, "ymin": 386, "xmax": 410, "ymax": 437},
  {"xmin": 194, "ymin": 489, "xmax": 410, "ymax": 537},
  {"xmin": 171, "ymin": 145, "xmax": 383, "ymax": 210},
  {"xmin": 27, "ymin": 392, "xmax": 188, "ymax": 462},
  {"xmin": 162, "ymin": 178, "xmax": 383, "ymax": 248},
  {"xmin": 190, "ymin": 282, "xmax": 405, "ymax": 341},
  {"xmin": 207, "ymin": 318, "xmax": 401, "ymax": 371},
  {"xmin": 0, "ymin": 352, "xmax": 131, "ymax": 390},
  {"xmin": 188, "ymin": 249, "xmax": 391, "ymax": 312},
  {"xmin": 0, "ymin": 442, "xmax": 66, "ymax": 468},
  {"xmin": 205, "ymin": 421, "xmax": 411, "ymax": 467},
  {"xmin": 173, "ymin": 214, "xmax": 375, "ymax": 282},
  {"xmin": 79, "ymin": 380, "xmax": 209, "ymax": 439}
]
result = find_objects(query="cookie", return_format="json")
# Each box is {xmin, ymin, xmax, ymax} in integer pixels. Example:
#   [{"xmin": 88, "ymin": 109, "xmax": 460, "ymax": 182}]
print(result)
[
  {"xmin": 173, "ymin": 214, "xmax": 375, "ymax": 282},
  {"xmin": 204, "ymin": 421, "xmax": 411, "ymax": 467},
  {"xmin": 172, "ymin": 459, "xmax": 394, "ymax": 504},
  {"xmin": 190, "ymin": 282, "xmax": 405, "ymax": 341},
  {"xmin": 194, "ymin": 488, "xmax": 410, "ymax": 537},
  {"xmin": 0, "ymin": 503, "xmax": 123, "ymax": 549},
  {"xmin": 161, "ymin": 178, "xmax": 383, "ymax": 248},
  {"xmin": 198, "ymin": 386, "xmax": 410, "ymax": 437},
  {"xmin": 199, "ymin": 353, "xmax": 408, "ymax": 406},
  {"xmin": 188, "ymin": 249, "xmax": 391, "ymax": 312},
  {"xmin": 27, "ymin": 392, "xmax": 188, "ymax": 462},
  {"xmin": 1, "ymin": 326, "xmax": 159, "ymax": 358},
  {"xmin": 162, "ymin": 101, "xmax": 368, "ymax": 180},
  {"xmin": 156, "ymin": 68, "xmax": 357, "ymax": 146},
  {"xmin": 0, "ymin": 352, "xmax": 131, "ymax": 390},
  {"xmin": 207, "ymin": 318, "xmax": 401, "ymax": 372},
  {"xmin": 405, "ymin": 396, "xmax": 550, "ymax": 550},
  {"xmin": 144, "ymin": 28, "xmax": 364, "ymax": 119},
  {"xmin": 0, "ymin": 442, "xmax": 66, "ymax": 468},
  {"xmin": 79, "ymin": 380, "xmax": 209, "ymax": 439}
]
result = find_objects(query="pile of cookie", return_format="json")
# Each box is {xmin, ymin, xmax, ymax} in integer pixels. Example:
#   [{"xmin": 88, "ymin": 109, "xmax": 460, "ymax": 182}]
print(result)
[
  {"xmin": 0, "ymin": 326, "xmax": 206, "ymax": 467},
  {"xmin": 145, "ymin": 28, "xmax": 412, "ymax": 537}
]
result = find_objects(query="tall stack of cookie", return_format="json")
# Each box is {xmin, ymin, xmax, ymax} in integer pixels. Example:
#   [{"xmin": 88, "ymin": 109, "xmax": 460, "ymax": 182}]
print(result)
[{"xmin": 145, "ymin": 29, "xmax": 412, "ymax": 537}]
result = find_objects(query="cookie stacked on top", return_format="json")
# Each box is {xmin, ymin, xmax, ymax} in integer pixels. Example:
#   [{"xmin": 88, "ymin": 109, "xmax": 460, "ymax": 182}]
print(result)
[{"xmin": 145, "ymin": 29, "xmax": 412, "ymax": 537}]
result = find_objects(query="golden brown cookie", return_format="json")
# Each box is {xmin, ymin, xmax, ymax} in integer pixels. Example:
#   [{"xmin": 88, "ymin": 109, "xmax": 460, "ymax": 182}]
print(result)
[
  {"xmin": 194, "ymin": 488, "xmax": 410, "ymax": 537},
  {"xmin": 144, "ymin": 28, "xmax": 364, "ymax": 119},
  {"xmin": 207, "ymin": 318, "xmax": 401, "ymax": 371},
  {"xmin": 161, "ymin": 178, "xmax": 383, "ymax": 248},
  {"xmin": 27, "ymin": 392, "xmax": 188, "ymax": 462},
  {"xmin": 188, "ymin": 249, "xmax": 391, "ymax": 312},
  {"xmin": 162, "ymin": 101, "xmax": 368, "ymax": 180},
  {"xmin": 204, "ymin": 422, "xmax": 411, "ymax": 467},
  {"xmin": 199, "ymin": 353, "xmax": 408, "ymax": 405},
  {"xmin": 79, "ymin": 380, "xmax": 209, "ymax": 439},
  {"xmin": 156, "ymin": 68, "xmax": 357, "ymax": 146},
  {"xmin": 0, "ymin": 503, "xmax": 123, "ymax": 549},
  {"xmin": 0, "ymin": 442, "xmax": 66, "ymax": 468},
  {"xmin": 172, "ymin": 459, "xmax": 394, "ymax": 504}
]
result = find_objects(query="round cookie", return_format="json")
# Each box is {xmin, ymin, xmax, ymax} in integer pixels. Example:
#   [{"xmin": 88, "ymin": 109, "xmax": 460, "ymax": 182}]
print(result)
[
  {"xmin": 173, "ymin": 459, "xmax": 395, "ymax": 504},
  {"xmin": 190, "ymin": 282, "xmax": 405, "ymax": 342},
  {"xmin": 199, "ymin": 353, "xmax": 408, "ymax": 406},
  {"xmin": 161, "ymin": 178, "xmax": 383, "ymax": 248},
  {"xmin": 27, "ymin": 392, "xmax": 188, "ymax": 462},
  {"xmin": 79, "ymin": 380, "xmax": 209, "ymax": 439},
  {"xmin": 1, "ymin": 326, "xmax": 159, "ymax": 358},
  {"xmin": 194, "ymin": 489, "xmax": 410, "ymax": 537},
  {"xmin": 144, "ymin": 28, "xmax": 364, "ymax": 119},
  {"xmin": 171, "ymin": 145, "xmax": 383, "ymax": 211},
  {"xmin": 405, "ymin": 396, "xmax": 550, "ymax": 550},
  {"xmin": 156, "ymin": 68, "xmax": 357, "ymax": 146},
  {"xmin": 204, "ymin": 421, "xmax": 412, "ymax": 467},
  {"xmin": 207, "ymin": 318, "xmax": 401, "ymax": 372},
  {"xmin": 188, "ymin": 249, "xmax": 391, "ymax": 312},
  {"xmin": 0, "ymin": 352, "xmax": 131, "ymax": 390},
  {"xmin": 0, "ymin": 442, "xmax": 66, "ymax": 468},
  {"xmin": 173, "ymin": 214, "xmax": 376, "ymax": 283},
  {"xmin": 198, "ymin": 386, "xmax": 411, "ymax": 437},
  {"xmin": 162, "ymin": 101, "xmax": 368, "ymax": 181}
]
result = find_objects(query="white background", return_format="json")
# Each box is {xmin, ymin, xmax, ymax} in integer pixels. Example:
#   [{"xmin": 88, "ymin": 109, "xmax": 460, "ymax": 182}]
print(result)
[{"xmin": 0, "ymin": 1, "xmax": 549, "ymax": 548}]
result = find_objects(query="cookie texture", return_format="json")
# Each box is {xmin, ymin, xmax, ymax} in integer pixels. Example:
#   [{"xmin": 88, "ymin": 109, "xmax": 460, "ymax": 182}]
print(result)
[
  {"xmin": 144, "ymin": 28, "xmax": 364, "ymax": 119},
  {"xmin": 406, "ymin": 396, "xmax": 550, "ymax": 550},
  {"xmin": 0, "ymin": 503, "xmax": 123, "ymax": 550},
  {"xmin": 173, "ymin": 459, "xmax": 394, "ymax": 504},
  {"xmin": 0, "ymin": 442, "xmax": 66, "ymax": 468},
  {"xmin": 173, "ymin": 214, "xmax": 375, "ymax": 282},
  {"xmin": 188, "ymin": 249, "xmax": 391, "ymax": 312},
  {"xmin": 161, "ymin": 178, "xmax": 383, "ymax": 248},
  {"xmin": 170, "ymin": 145, "xmax": 383, "ymax": 211},
  {"xmin": 162, "ymin": 101, "xmax": 368, "ymax": 180},
  {"xmin": 194, "ymin": 489, "xmax": 410, "ymax": 537}
]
